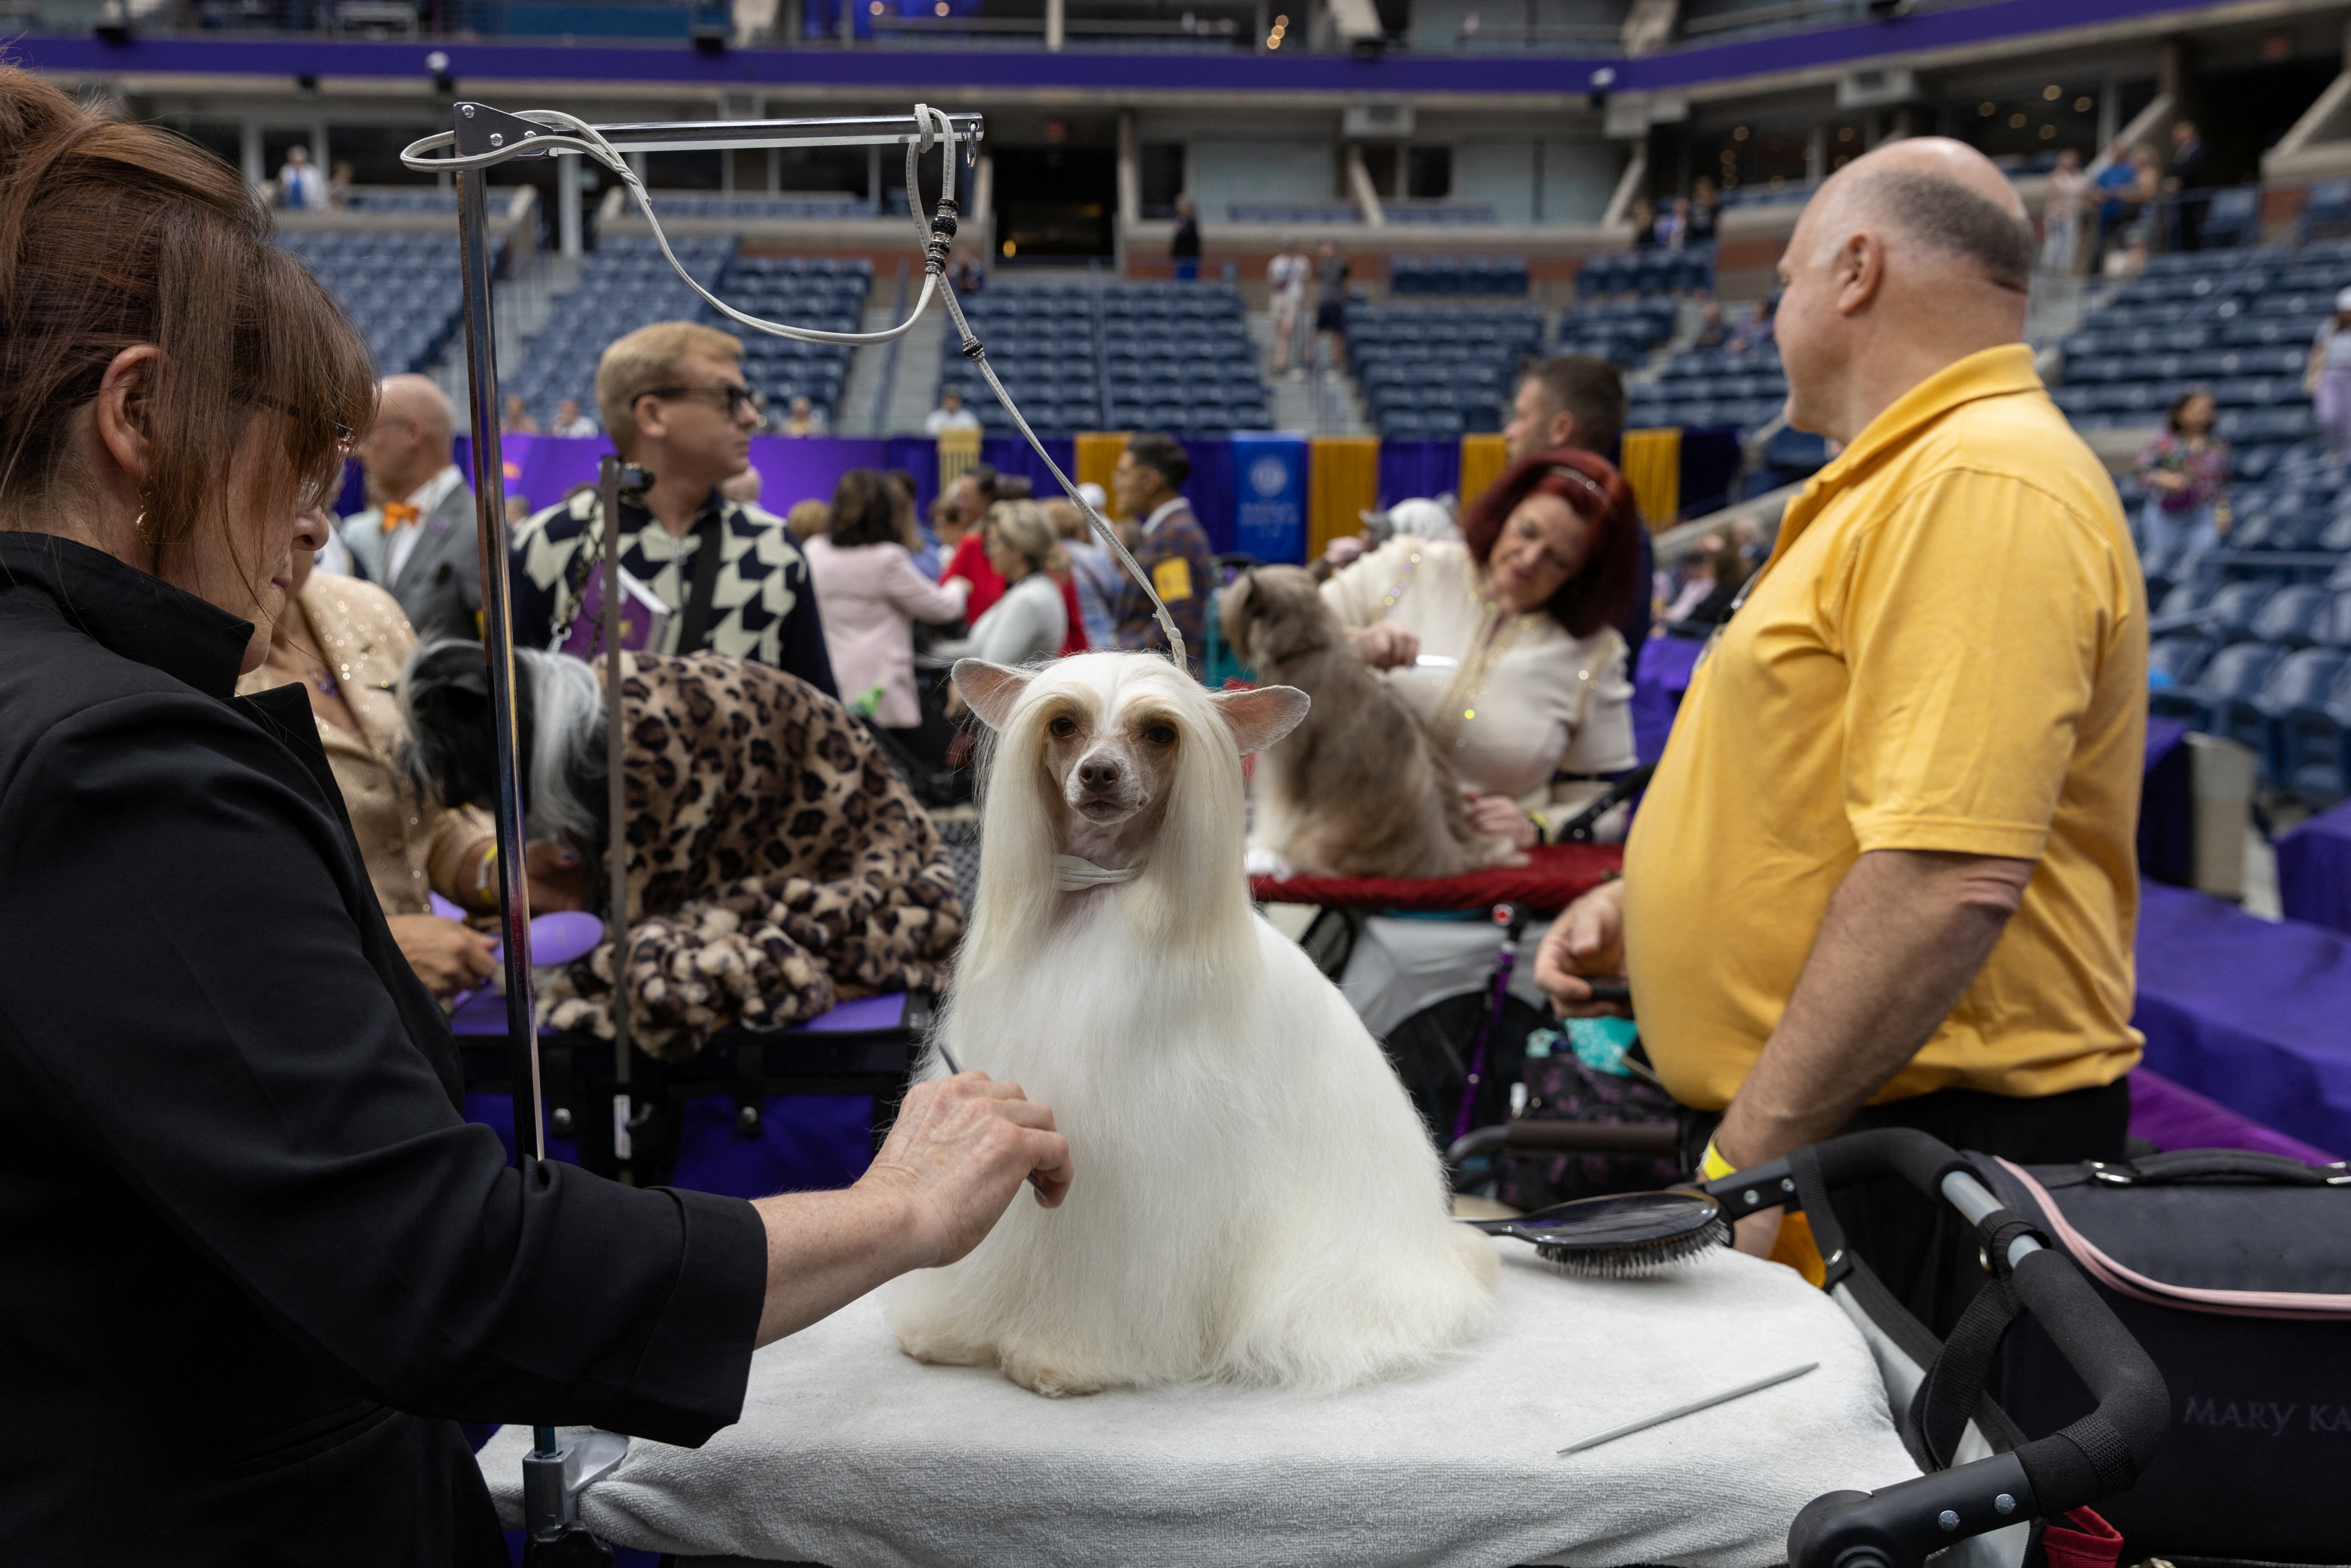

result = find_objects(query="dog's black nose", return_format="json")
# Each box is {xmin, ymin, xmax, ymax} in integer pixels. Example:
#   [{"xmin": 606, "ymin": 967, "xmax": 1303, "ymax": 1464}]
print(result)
[{"xmin": 1078, "ymin": 757, "xmax": 1123, "ymax": 791}]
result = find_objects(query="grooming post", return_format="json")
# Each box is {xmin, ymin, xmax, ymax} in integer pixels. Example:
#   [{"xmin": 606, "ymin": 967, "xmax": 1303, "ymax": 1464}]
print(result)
[
  {"xmin": 600, "ymin": 454, "xmax": 633, "ymax": 1184},
  {"xmin": 453, "ymin": 147, "xmax": 543, "ymax": 1166}
]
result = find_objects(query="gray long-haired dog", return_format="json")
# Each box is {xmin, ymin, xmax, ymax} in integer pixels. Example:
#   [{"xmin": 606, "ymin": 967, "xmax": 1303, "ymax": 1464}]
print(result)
[{"xmin": 1220, "ymin": 565, "xmax": 1514, "ymax": 879}]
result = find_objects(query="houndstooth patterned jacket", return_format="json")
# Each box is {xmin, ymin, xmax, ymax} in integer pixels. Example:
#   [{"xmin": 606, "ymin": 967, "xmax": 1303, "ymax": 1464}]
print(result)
[{"xmin": 510, "ymin": 486, "xmax": 837, "ymax": 697}]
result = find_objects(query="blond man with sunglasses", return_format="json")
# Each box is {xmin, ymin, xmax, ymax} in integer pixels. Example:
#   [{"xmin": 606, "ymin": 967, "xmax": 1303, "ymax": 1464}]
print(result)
[{"xmin": 510, "ymin": 321, "xmax": 837, "ymax": 693}]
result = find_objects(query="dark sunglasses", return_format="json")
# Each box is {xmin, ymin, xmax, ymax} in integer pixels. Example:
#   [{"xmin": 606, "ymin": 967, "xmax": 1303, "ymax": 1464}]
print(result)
[{"xmin": 639, "ymin": 384, "xmax": 766, "ymax": 420}]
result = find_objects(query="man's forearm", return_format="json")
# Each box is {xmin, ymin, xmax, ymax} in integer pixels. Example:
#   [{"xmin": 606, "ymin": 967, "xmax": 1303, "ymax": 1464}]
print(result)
[{"xmin": 1712, "ymin": 848, "xmax": 2033, "ymax": 1166}]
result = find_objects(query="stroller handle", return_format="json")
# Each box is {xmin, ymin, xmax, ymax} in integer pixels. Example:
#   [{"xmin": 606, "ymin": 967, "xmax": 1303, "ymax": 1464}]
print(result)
[{"xmin": 1704, "ymin": 1129, "xmax": 2168, "ymax": 1568}]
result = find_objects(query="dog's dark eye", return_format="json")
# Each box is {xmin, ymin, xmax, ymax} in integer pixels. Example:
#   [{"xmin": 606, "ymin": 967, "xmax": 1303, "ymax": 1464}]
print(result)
[
  {"xmin": 1049, "ymin": 716, "xmax": 1077, "ymax": 738},
  {"xmin": 1142, "ymin": 724, "xmax": 1177, "ymax": 747}
]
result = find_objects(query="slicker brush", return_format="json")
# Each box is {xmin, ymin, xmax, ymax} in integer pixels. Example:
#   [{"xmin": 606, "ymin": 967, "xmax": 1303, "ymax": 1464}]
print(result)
[{"xmin": 1465, "ymin": 1191, "xmax": 1730, "ymax": 1280}]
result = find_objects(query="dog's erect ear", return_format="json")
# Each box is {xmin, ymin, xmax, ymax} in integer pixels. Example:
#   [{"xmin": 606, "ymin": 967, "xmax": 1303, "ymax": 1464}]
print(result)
[
  {"xmin": 1209, "ymin": 684, "xmax": 1310, "ymax": 756},
  {"xmin": 951, "ymin": 659, "xmax": 1034, "ymax": 731}
]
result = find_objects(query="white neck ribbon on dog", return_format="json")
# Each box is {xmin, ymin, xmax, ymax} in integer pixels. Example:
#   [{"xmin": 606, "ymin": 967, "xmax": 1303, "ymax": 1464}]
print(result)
[{"xmin": 1054, "ymin": 855, "xmax": 1142, "ymax": 891}]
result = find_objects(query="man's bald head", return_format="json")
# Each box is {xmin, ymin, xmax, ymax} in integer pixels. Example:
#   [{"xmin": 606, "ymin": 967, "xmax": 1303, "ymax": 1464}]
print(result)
[
  {"xmin": 1776, "ymin": 138, "xmax": 2035, "ymax": 445},
  {"xmin": 355, "ymin": 373, "xmax": 457, "ymax": 501},
  {"xmin": 378, "ymin": 373, "xmax": 454, "ymax": 447},
  {"xmin": 1810, "ymin": 138, "xmax": 2033, "ymax": 293}
]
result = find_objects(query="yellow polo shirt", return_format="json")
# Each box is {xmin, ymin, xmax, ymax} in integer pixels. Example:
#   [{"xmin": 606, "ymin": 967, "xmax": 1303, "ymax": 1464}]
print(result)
[{"xmin": 1625, "ymin": 344, "xmax": 2146, "ymax": 1110}]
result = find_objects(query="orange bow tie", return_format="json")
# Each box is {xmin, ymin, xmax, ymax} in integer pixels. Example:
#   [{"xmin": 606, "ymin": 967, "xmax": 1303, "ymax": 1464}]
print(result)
[{"xmin": 382, "ymin": 502, "xmax": 420, "ymax": 530}]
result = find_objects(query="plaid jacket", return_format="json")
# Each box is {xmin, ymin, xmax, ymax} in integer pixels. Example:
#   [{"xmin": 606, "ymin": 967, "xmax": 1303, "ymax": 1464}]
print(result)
[{"xmin": 1110, "ymin": 500, "xmax": 1213, "ymax": 677}]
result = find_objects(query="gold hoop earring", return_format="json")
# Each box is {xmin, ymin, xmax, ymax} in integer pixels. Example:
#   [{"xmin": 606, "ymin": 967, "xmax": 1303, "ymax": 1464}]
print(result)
[{"xmin": 133, "ymin": 509, "xmax": 158, "ymax": 546}]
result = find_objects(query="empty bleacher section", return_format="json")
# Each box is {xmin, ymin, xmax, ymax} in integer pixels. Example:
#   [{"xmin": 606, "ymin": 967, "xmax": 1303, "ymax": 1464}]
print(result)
[
  {"xmin": 1350, "ymin": 304, "xmax": 1542, "ymax": 439},
  {"xmin": 937, "ymin": 282, "xmax": 1270, "ymax": 435},
  {"xmin": 1554, "ymin": 298, "xmax": 1680, "ymax": 367},
  {"xmin": 280, "ymin": 231, "xmax": 463, "ymax": 377},
  {"xmin": 1576, "ymin": 246, "xmax": 1717, "ymax": 301},
  {"xmin": 1227, "ymin": 203, "xmax": 1356, "ymax": 225},
  {"xmin": 1626, "ymin": 346, "xmax": 1788, "ymax": 436},
  {"xmin": 503, "ymin": 239, "xmax": 871, "ymax": 429},
  {"xmin": 1388, "ymin": 256, "xmax": 1529, "ymax": 297}
]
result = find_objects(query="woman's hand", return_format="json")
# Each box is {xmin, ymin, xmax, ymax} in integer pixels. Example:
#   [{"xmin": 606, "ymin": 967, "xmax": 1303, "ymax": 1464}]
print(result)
[
  {"xmin": 1464, "ymin": 791, "xmax": 1538, "ymax": 848},
  {"xmin": 1532, "ymin": 879, "xmax": 1631, "ymax": 1018},
  {"xmin": 1350, "ymin": 623, "xmax": 1420, "ymax": 670},
  {"xmin": 525, "ymin": 841, "xmax": 586, "ymax": 913},
  {"xmin": 386, "ymin": 915, "xmax": 499, "ymax": 999}
]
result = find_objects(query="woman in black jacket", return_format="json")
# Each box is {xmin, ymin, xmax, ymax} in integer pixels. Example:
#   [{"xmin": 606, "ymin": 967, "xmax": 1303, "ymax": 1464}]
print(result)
[{"xmin": 0, "ymin": 71, "xmax": 1068, "ymax": 1565}]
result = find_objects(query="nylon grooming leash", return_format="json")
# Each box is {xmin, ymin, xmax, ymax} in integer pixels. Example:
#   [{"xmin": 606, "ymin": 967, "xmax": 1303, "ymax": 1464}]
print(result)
[{"xmin": 402, "ymin": 104, "xmax": 1188, "ymax": 670}]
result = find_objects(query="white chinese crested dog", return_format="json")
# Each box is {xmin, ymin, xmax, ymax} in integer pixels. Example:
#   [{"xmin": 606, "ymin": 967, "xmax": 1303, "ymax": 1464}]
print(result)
[{"xmin": 886, "ymin": 651, "xmax": 1498, "ymax": 1397}]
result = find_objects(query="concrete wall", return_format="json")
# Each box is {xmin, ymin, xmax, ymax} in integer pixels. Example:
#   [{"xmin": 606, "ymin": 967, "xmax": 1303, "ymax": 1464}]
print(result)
[
  {"xmin": 1191, "ymin": 137, "xmax": 1337, "ymax": 221},
  {"xmin": 1453, "ymin": 140, "xmax": 1539, "ymax": 224},
  {"xmin": 1541, "ymin": 138, "xmax": 1622, "ymax": 225}
]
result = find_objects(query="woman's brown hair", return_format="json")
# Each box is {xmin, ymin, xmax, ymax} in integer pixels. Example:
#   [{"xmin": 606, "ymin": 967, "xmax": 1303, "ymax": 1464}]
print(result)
[
  {"xmin": 0, "ymin": 68, "xmax": 377, "ymax": 553},
  {"xmin": 1459, "ymin": 447, "xmax": 1642, "ymax": 640},
  {"xmin": 828, "ymin": 468, "xmax": 901, "ymax": 548}
]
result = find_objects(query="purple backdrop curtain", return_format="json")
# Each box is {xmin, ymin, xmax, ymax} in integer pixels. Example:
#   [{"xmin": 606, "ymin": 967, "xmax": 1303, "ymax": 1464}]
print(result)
[
  {"xmin": 2278, "ymin": 798, "xmax": 2351, "ymax": 937},
  {"xmin": 1379, "ymin": 440, "xmax": 1459, "ymax": 509}
]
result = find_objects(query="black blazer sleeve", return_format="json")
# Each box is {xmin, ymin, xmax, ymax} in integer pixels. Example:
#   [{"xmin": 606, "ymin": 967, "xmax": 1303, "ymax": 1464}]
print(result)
[
  {"xmin": 0, "ymin": 691, "xmax": 768, "ymax": 1444},
  {"xmin": 780, "ymin": 552, "xmax": 839, "ymax": 698}
]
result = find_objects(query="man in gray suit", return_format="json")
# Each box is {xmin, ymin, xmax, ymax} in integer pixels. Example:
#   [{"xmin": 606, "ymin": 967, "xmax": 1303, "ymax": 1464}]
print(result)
[{"xmin": 343, "ymin": 374, "xmax": 482, "ymax": 644}]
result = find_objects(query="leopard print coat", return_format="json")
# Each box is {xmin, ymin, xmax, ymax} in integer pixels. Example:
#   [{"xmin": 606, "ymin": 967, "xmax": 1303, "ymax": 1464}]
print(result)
[{"xmin": 538, "ymin": 653, "xmax": 964, "ymax": 1057}]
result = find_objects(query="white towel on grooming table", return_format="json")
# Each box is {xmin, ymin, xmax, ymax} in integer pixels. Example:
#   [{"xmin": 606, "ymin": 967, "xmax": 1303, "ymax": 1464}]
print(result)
[{"xmin": 479, "ymin": 1241, "xmax": 1920, "ymax": 1567}]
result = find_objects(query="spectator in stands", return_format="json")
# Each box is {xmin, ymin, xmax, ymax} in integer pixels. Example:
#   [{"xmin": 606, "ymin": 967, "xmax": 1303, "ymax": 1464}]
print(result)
[
  {"xmin": 2091, "ymin": 138, "xmax": 2139, "ymax": 263},
  {"xmin": 781, "ymin": 395, "xmax": 822, "ymax": 436},
  {"xmin": 1691, "ymin": 299, "xmax": 1729, "ymax": 349},
  {"xmin": 343, "ymin": 373, "xmax": 482, "ymax": 644},
  {"xmin": 2041, "ymin": 147, "xmax": 2087, "ymax": 277},
  {"xmin": 786, "ymin": 498, "xmax": 829, "ymax": 541},
  {"xmin": 2163, "ymin": 118, "xmax": 2209, "ymax": 253},
  {"xmin": 550, "ymin": 395, "xmax": 598, "ymax": 437},
  {"xmin": 935, "ymin": 500, "xmax": 1071, "ymax": 672},
  {"xmin": 275, "ymin": 143, "xmax": 324, "ymax": 210},
  {"xmin": 1326, "ymin": 449, "xmax": 1640, "ymax": 848},
  {"xmin": 501, "ymin": 394, "xmax": 539, "ymax": 434},
  {"xmin": 951, "ymin": 254, "xmax": 986, "ymax": 295},
  {"xmin": 1662, "ymin": 196, "xmax": 1693, "ymax": 250},
  {"xmin": 505, "ymin": 494, "xmax": 531, "ymax": 525},
  {"xmin": 511, "ymin": 321, "xmax": 836, "ymax": 691},
  {"xmin": 1313, "ymin": 241, "xmax": 1350, "ymax": 381},
  {"xmin": 2134, "ymin": 389, "xmax": 2229, "ymax": 562},
  {"xmin": 1171, "ymin": 196, "xmax": 1201, "ymax": 283},
  {"xmin": 1108, "ymin": 433, "xmax": 1214, "ymax": 675},
  {"xmin": 1727, "ymin": 297, "xmax": 1776, "ymax": 354},
  {"xmin": 327, "ymin": 160, "xmax": 353, "ymax": 212},
  {"xmin": 1535, "ymin": 137, "xmax": 2146, "ymax": 1285},
  {"xmin": 926, "ymin": 387, "xmax": 981, "ymax": 435},
  {"xmin": 801, "ymin": 468, "xmax": 969, "ymax": 731},
  {"xmin": 236, "ymin": 523, "xmax": 501, "ymax": 1000},
  {"xmin": 1628, "ymin": 196, "xmax": 1660, "ymax": 249},
  {"xmin": 1269, "ymin": 239, "xmax": 1311, "ymax": 378},
  {"xmin": 2306, "ymin": 288, "xmax": 2351, "ymax": 451},
  {"xmin": 1686, "ymin": 176, "xmax": 1720, "ymax": 245},
  {"xmin": 1049, "ymin": 495, "xmax": 1120, "ymax": 648}
]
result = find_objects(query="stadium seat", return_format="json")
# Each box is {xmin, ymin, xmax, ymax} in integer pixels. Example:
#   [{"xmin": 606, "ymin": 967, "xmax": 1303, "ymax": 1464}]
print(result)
[
  {"xmin": 2148, "ymin": 633, "xmax": 2218, "ymax": 689},
  {"xmin": 2251, "ymin": 583, "xmax": 2335, "ymax": 644},
  {"xmin": 2258, "ymin": 646, "xmax": 2351, "ymax": 792},
  {"xmin": 2156, "ymin": 639, "xmax": 2285, "ymax": 731}
]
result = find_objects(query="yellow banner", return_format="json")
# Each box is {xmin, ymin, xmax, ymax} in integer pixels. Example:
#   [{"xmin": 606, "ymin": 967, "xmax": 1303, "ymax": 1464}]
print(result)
[
  {"xmin": 936, "ymin": 427, "xmax": 982, "ymax": 493},
  {"xmin": 1308, "ymin": 436, "xmax": 1380, "ymax": 562},
  {"xmin": 1619, "ymin": 427, "xmax": 1682, "ymax": 530},
  {"xmin": 1075, "ymin": 432, "xmax": 1132, "ymax": 519},
  {"xmin": 1457, "ymin": 433, "xmax": 1509, "ymax": 509}
]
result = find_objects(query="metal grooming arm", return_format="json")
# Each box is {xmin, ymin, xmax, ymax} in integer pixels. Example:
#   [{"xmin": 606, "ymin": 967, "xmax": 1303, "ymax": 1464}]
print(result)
[{"xmin": 428, "ymin": 99, "xmax": 986, "ymax": 1563}]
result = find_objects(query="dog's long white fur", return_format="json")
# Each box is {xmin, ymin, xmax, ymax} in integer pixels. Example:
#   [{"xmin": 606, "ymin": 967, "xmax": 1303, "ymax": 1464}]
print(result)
[{"xmin": 889, "ymin": 652, "xmax": 1498, "ymax": 1396}]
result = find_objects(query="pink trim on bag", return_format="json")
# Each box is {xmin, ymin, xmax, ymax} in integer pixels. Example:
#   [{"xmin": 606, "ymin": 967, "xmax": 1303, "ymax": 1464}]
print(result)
[{"xmin": 1998, "ymin": 1159, "xmax": 2351, "ymax": 1322}]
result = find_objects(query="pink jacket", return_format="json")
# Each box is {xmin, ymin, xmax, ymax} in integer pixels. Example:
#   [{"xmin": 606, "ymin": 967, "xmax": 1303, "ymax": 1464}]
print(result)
[{"xmin": 801, "ymin": 535, "xmax": 968, "ymax": 727}]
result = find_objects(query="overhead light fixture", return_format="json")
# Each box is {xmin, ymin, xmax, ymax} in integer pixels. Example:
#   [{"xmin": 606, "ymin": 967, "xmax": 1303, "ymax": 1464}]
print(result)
[
  {"xmin": 93, "ymin": 0, "xmax": 131, "ymax": 44},
  {"xmin": 425, "ymin": 48, "xmax": 456, "ymax": 96}
]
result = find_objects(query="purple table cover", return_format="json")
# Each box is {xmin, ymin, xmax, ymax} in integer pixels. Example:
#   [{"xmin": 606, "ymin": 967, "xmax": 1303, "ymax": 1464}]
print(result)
[
  {"xmin": 2132, "ymin": 879, "xmax": 2351, "ymax": 1160},
  {"xmin": 1631, "ymin": 631, "xmax": 1704, "ymax": 767},
  {"xmin": 2278, "ymin": 796, "xmax": 2351, "ymax": 938},
  {"xmin": 2128, "ymin": 1068, "xmax": 2339, "ymax": 1164}
]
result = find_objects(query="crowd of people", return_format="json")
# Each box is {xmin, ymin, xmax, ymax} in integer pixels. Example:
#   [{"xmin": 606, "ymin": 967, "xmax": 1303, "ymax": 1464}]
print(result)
[{"xmin": 2038, "ymin": 120, "xmax": 2215, "ymax": 276}]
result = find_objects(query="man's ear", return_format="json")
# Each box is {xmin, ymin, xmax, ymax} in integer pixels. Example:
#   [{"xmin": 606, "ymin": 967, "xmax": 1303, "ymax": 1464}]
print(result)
[
  {"xmin": 1549, "ymin": 408, "xmax": 1579, "ymax": 451},
  {"xmin": 1208, "ymin": 684, "xmax": 1310, "ymax": 756},
  {"xmin": 951, "ymin": 659, "xmax": 1034, "ymax": 731}
]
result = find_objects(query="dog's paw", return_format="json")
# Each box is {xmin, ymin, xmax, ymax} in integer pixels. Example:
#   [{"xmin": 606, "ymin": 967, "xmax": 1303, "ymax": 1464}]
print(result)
[
  {"xmin": 893, "ymin": 1320, "xmax": 997, "ymax": 1369},
  {"xmin": 998, "ymin": 1345, "xmax": 1107, "ymax": 1399},
  {"xmin": 1242, "ymin": 846, "xmax": 1294, "ymax": 880}
]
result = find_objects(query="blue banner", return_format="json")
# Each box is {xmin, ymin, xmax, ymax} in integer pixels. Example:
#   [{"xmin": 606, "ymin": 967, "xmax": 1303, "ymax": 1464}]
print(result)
[{"xmin": 1228, "ymin": 433, "xmax": 1307, "ymax": 565}]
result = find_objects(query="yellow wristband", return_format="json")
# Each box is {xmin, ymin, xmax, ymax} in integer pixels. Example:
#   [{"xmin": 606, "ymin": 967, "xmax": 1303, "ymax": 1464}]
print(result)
[
  {"xmin": 472, "ymin": 843, "xmax": 499, "ymax": 904},
  {"xmin": 1699, "ymin": 1138, "xmax": 1738, "ymax": 1182}
]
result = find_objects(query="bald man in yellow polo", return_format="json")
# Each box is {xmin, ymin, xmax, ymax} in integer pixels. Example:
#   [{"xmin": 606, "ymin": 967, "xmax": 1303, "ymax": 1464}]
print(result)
[{"xmin": 1535, "ymin": 138, "xmax": 2146, "ymax": 1293}]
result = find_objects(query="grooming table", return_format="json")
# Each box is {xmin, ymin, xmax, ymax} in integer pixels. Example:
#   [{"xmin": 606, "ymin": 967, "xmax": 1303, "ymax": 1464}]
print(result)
[
  {"xmin": 1251, "ymin": 843, "xmax": 1624, "ymax": 917},
  {"xmin": 479, "ymin": 1241, "xmax": 1920, "ymax": 1567}
]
